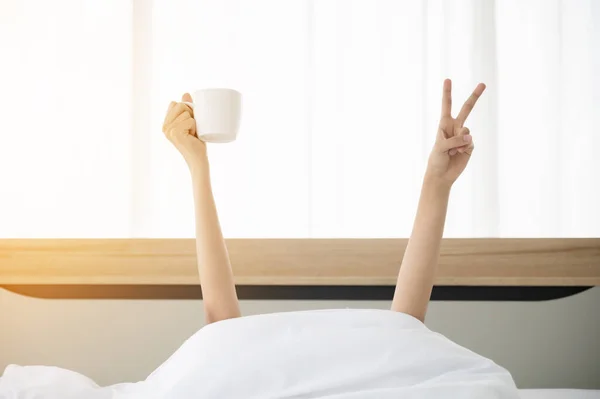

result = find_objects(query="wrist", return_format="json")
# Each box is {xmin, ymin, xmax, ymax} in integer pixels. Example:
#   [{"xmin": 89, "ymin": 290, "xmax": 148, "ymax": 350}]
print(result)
[
  {"xmin": 423, "ymin": 172, "xmax": 453, "ymax": 194},
  {"xmin": 187, "ymin": 154, "xmax": 210, "ymax": 179}
]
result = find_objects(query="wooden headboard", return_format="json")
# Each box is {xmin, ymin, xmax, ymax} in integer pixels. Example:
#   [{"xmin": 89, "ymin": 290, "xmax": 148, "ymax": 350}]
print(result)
[{"xmin": 1, "ymin": 238, "xmax": 599, "ymax": 286}]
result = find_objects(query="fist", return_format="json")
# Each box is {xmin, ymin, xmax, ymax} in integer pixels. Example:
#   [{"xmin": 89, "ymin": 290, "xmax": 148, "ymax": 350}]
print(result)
[{"xmin": 162, "ymin": 93, "xmax": 207, "ymax": 166}]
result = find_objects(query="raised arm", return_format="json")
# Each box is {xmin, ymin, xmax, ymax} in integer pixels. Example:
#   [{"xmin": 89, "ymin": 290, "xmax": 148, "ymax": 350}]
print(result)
[
  {"xmin": 391, "ymin": 79, "xmax": 486, "ymax": 322},
  {"xmin": 162, "ymin": 93, "xmax": 241, "ymax": 324}
]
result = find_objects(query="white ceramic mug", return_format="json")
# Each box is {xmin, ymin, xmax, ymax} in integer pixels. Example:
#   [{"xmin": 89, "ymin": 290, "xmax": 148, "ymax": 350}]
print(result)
[{"xmin": 185, "ymin": 88, "xmax": 242, "ymax": 143}]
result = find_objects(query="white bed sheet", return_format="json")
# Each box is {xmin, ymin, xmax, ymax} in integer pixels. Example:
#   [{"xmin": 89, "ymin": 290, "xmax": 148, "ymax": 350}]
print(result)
[
  {"xmin": 1, "ymin": 309, "xmax": 598, "ymax": 399},
  {"xmin": 519, "ymin": 389, "xmax": 600, "ymax": 399}
]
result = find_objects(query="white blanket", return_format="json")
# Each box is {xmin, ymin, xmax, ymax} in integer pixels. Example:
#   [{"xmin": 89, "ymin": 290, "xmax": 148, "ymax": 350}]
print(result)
[{"xmin": 0, "ymin": 309, "xmax": 520, "ymax": 398}]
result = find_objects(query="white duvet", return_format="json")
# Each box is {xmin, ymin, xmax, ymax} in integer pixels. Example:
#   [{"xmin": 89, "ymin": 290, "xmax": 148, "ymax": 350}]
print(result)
[{"xmin": 0, "ymin": 309, "xmax": 520, "ymax": 398}]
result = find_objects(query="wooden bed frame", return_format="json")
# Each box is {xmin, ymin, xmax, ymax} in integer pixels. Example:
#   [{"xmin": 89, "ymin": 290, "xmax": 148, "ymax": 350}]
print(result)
[{"xmin": 1, "ymin": 238, "xmax": 599, "ymax": 287}]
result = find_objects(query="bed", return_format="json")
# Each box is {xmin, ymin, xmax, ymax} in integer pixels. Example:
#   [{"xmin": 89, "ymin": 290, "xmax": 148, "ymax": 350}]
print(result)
[
  {"xmin": 1, "ymin": 238, "xmax": 599, "ymax": 398},
  {"xmin": 2, "ymin": 309, "xmax": 600, "ymax": 398},
  {"xmin": 519, "ymin": 389, "xmax": 600, "ymax": 398}
]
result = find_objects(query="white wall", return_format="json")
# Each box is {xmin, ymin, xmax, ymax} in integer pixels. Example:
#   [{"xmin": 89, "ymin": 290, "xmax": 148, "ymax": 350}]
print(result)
[{"xmin": 1, "ymin": 287, "xmax": 599, "ymax": 389}]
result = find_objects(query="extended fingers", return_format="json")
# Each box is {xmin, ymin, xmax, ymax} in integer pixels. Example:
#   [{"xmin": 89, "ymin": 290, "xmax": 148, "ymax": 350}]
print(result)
[
  {"xmin": 456, "ymin": 83, "xmax": 486, "ymax": 125},
  {"xmin": 441, "ymin": 79, "xmax": 452, "ymax": 117}
]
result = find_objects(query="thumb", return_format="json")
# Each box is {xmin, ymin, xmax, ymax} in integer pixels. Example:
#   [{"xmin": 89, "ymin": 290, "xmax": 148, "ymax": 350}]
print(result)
[
  {"xmin": 438, "ymin": 134, "xmax": 472, "ymax": 153},
  {"xmin": 182, "ymin": 93, "xmax": 193, "ymax": 103}
]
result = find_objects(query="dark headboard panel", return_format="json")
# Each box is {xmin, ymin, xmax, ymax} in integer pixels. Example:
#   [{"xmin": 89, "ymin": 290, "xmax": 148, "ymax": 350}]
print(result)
[{"xmin": 1, "ymin": 284, "xmax": 592, "ymax": 301}]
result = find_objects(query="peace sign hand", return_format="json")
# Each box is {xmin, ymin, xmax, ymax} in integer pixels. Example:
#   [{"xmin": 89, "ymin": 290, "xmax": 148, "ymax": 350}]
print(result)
[{"xmin": 426, "ymin": 79, "xmax": 486, "ymax": 186}]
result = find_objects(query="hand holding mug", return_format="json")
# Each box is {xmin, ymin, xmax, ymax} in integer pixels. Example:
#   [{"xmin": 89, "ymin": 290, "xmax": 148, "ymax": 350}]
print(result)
[
  {"xmin": 162, "ymin": 93, "xmax": 207, "ymax": 168},
  {"xmin": 162, "ymin": 88, "xmax": 242, "ymax": 169}
]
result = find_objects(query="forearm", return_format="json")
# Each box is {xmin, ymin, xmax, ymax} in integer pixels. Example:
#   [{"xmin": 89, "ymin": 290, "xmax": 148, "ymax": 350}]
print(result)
[
  {"xmin": 391, "ymin": 175, "xmax": 451, "ymax": 322},
  {"xmin": 189, "ymin": 158, "xmax": 241, "ymax": 324}
]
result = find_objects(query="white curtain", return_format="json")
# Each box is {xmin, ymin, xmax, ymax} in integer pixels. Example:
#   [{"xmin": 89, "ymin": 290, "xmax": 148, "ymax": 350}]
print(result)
[{"xmin": 1, "ymin": 0, "xmax": 598, "ymax": 239}]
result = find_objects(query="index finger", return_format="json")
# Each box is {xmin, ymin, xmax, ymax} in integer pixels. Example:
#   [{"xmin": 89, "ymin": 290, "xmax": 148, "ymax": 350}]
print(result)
[
  {"xmin": 441, "ymin": 79, "xmax": 452, "ymax": 117},
  {"xmin": 456, "ymin": 83, "xmax": 486, "ymax": 125}
]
